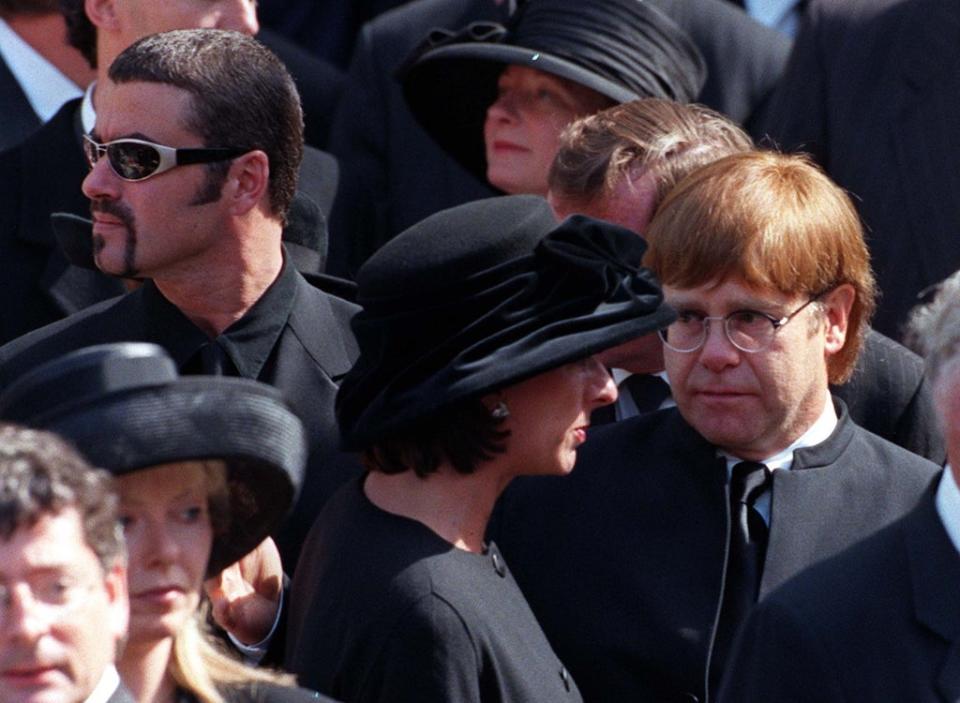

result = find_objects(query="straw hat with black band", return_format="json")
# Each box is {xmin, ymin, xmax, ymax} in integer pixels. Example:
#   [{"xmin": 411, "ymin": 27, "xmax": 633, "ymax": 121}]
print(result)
[
  {"xmin": 336, "ymin": 194, "xmax": 676, "ymax": 450},
  {"xmin": 400, "ymin": 0, "xmax": 707, "ymax": 184},
  {"xmin": 0, "ymin": 342, "xmax": 306, "ymax": 575}
]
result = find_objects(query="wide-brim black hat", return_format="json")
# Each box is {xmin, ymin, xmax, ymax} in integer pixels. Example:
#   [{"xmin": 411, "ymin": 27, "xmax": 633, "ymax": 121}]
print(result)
[
  {"xmin": 0, "ymin": 343, "xmax": 307, "ymax": 575},
  {"xmin": 400, "ymin": 0, "xmax": 706, "ymax": 182},
  {"xmin": 337, "ymin": 194, "xmax": 676, "ymax": 449}
]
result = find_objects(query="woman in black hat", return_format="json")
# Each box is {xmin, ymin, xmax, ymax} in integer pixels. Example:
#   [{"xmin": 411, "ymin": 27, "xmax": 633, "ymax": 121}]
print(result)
[
  {"xmin": 402, "ymin": 0, "xmax": 706, "ymax": 197},
  {"xmin": 284, "ymin": 195, "xmax": 675, "ymax": 702},
  {"xmin": 0, "ymin": 343, "xmax": 332, "ymax": 703}
]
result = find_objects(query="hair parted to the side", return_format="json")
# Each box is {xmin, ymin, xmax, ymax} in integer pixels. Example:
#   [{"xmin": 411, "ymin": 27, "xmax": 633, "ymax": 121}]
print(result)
[
  {"xmin": 108, "ymin": 29, "xmax": 304, "ymax": 223},
  {"xmin": 644, "ymin": 151, "xmax": 876, "ymax": 384},
  {"xmin": 0, "ymin": 423, "xmax": 124, "ymax": 570},
  {"xmin": 364, "ymin": 399, "xmax": 510, "ymax": 478},
  {"xmin": 59, "ymin": 0, "xmax": 96, "ymax": 68},
  {"xmin": 548, "ymin": 98, "xmax": 753, "ymax": 213}
]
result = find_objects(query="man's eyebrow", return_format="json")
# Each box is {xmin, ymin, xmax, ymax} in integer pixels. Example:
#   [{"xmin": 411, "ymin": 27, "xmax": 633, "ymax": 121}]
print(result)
[{"xmin": 88, "ymin": 131, "xmax": 157, "ymax": 143}]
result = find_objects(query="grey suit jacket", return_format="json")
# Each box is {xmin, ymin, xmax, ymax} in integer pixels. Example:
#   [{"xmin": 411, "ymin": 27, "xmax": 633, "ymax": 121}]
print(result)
[{"xmin": 490, "ymin": 403, "xmax": 940, "ymax": 702}]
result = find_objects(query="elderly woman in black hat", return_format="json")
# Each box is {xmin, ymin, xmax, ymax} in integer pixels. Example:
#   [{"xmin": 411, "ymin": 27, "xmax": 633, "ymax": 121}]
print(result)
[
  {"xmin": 284, "ymin": 195, "xmax": 675, "ymax": 702},
  {"xmin": 402, "ymin": 0, "xmax": 705, "ymax": 197},
  {"xmin": 0, "ymin": 343, "xmax": 333, "ymax": 703}
]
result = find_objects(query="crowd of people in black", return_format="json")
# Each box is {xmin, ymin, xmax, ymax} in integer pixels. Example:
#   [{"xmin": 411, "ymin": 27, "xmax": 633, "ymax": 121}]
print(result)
[{"xmin": 0, "ymin": 1, "xmax": 958, "ymax": 702}]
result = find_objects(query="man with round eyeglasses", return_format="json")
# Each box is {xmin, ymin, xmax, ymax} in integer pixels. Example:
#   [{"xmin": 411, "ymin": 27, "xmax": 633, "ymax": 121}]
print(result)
[{"xmin": 492, "ymin": 151, "xmax": 940, "ymax": 703}]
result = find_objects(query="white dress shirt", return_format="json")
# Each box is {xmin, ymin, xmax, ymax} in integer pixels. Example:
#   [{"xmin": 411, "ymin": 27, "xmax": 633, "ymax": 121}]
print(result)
[
  {"xmin": 744, "ymin": 0, "xmax": 803, "ymax": 36},
  {"xmin": 936, "ymin": 466, "xmax": 960, "ymax": 555}
]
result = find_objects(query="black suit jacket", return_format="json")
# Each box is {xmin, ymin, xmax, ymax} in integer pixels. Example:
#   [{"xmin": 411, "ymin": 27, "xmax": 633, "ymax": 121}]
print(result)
[
  {"xmin": 326, "ymin": 0, "xmax": 791, "ymax": 277},
  {"xmin": 0, "ymin": 55, "xmax": 42, "ymax": 152},
  {"xmin": 0, "ymin": 98, "xmax": 340, "ymax": 345},
  {"xmin": 258, "ymin": 28, "xmax": 346, "ymax": 150},
  {"xmin": 0, "ymin": 267, "xmax": 362, "ymax": 568},
  {"xmin": 756, "ymin": 0, "xmax": 960, "ymax": 338},
  {"xmin": 719, "ymin": 479, "xmax": 960, "ymax": 702},
  {"xmin": 490, "ymin": 403, "xmax": 940, "ymax": 703}
]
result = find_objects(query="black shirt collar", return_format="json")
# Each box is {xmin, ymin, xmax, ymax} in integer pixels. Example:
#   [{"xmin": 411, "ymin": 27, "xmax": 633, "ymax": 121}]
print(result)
[{"xmin": 141, "ymin": 257, "xmax": 297, "ymax": 378}]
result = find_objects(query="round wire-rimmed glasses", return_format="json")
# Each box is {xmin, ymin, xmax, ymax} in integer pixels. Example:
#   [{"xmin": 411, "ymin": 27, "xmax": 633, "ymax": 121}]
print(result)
[{"xmin": 658, "ymin": 291, "xmax": 829, "ymax": 354}]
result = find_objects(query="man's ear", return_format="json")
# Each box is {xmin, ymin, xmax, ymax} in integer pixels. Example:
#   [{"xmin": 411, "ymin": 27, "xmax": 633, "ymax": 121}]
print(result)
[
  {"xmin": 104, "ymin": 561, "xmax": 129, "ymax": 644},
  {"xmin": 822, "ymin": 283, "xmax": 856, "ymax": 356},
  {"xmin": 85, "ymin": 0, "xmax": 120, "ymax": 31},
  {"xmin": 223, "ymin": 150, "xmax": 271, "ymax": 217}
]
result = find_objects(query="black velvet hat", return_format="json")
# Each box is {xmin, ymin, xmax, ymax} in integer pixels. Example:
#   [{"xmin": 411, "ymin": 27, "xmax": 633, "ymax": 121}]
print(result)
[
  {"xmin": 0, "ymin": 343, "xmax": 307, "ymax": 575},
  {"xmin": 336, "ymin": 195, "xmax": 676, "ymax": 449},
  {"xmin": 400, "ymin": 0, "xmax": 706, "ymax": 182}
]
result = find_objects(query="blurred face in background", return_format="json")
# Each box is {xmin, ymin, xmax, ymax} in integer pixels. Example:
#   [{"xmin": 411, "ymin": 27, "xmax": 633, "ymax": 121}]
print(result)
[{"xmin": 484, "ymin": 65, "xmax": 611, "ymax": 195}]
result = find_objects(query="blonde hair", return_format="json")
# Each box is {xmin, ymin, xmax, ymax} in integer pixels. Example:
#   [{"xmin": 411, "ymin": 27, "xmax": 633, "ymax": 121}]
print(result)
[
  {"xmin": 645, "ymin": 151, "xmax": 876, "ymax": 384},
  {"xmin": 169, "ymin": 461, "xmax": 294, "ymax": 702},
  {"xmin": 170, "ymin": 608, "xmax": 293, "ymax": 703}
]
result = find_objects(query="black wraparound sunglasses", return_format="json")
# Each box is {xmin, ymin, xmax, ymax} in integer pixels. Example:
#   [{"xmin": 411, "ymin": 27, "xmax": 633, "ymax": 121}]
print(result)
[{"xmin": 83, "ymin": 134, "xmax": 249, "ymax": 182}]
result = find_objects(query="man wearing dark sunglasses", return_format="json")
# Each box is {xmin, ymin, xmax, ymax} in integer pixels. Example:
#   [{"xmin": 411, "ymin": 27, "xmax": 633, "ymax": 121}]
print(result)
[
  {"xmin": 0, "ymin": 0, "xmax": 343, "ymax": 346},
  {"xmin": 491, "ymin": 151, "xmax": 940, "ymax": 703},
  {"xmin": 0, "ymin": 29, "xmax": 362, "ymax": 583}
]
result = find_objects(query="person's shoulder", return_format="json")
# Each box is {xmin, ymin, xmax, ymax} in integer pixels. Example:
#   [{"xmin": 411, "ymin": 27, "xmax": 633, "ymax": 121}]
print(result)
[
  {"xmin": 846, "ymin": 418, "xmax": 941, "ymax": 476},
  {"xmin": 222, "ymin": 681, "xmax": 338, "ymax": 703},
  {"xmin": 0, "ymin": 292, "xmax": 131, "ymax": 385}
]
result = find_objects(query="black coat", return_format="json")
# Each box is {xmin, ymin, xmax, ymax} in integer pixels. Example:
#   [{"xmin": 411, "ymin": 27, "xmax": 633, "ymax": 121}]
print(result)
[
  {"xmin": 326, "ymin": 0, "xmax": 791, "ymax": 278},
  {"xmin": 719, "ymin": 479, "xmax": 960, "ymax": 702},
  {"xmin": 0, "ymin": 264, "xmax": 362, "ymax": 568},
  {"xmin": 0, "ymin": 99, "xmax": 340, "ymax": 346},
  {"xmin": 756, "ymin": 0, "xmax": 960, "ymax": 338},
  {"xmin": 490, "ymin": 403, "xmax": 940, "ymax": 703}
]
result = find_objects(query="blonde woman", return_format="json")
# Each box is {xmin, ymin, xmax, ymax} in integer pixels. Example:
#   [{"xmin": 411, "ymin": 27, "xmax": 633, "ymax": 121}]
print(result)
[{"xmin": 0, "ymin": 343, "xmax": 334, "ymax": 703}]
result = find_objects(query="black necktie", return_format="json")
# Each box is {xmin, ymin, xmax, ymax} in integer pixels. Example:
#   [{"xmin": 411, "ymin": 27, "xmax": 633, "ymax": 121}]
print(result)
[
  {"xmin": 710, "ymin": 461, "xmax": 772, "ymax": 690},
  {"xmin": 180, "ymin": 340, "xmax": 238, "ymax": 376}
]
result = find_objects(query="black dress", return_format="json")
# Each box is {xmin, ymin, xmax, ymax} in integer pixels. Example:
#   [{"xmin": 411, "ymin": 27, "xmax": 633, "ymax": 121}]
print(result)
[{"xmin": 285, "ymin": 477, "xmax": 583, "ymax": 703}]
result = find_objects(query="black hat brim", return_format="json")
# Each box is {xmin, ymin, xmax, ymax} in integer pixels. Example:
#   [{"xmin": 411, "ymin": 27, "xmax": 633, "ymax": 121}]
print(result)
[{"xmin": 0, "ymin": 346, "xmax": 306, "ymax": 575}]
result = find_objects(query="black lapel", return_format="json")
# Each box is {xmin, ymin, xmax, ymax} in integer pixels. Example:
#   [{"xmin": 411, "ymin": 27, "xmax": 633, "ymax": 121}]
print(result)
[
  {"xmin": 286, "ymin": 272, "xmax": 357, "ymax": 381},
  {"xmin": 12, "ymin": 99, "xmax": 123, "ymax": 314}
]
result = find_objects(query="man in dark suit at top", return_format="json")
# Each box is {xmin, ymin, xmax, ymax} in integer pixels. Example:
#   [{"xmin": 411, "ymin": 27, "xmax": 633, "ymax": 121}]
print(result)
[
  {"xmin": 0, "ymin": 423, "xmax": 133, "ymax": 703},
  {"xmin": 0, "ymin": 0, "xmax": 340, "ymax": 345},
  {"xmin": 547, "ymin": 98, "xmax": 944, "ymax": 464},
  {"xmin": 491, "ymin": 151, "xmax": 941, "ymax": 702},
  {"xmin": 0, "ymin": 29, "xmax": 360, "ymax": 581},
  {"xmin": 719, "ymin": 270, "xmax": 960, "ymax": 702},
  {"xmin": 756, "ymin": 0, "xmax": 960, "ymax": 340},
  {"xmin": 0, "ymin": 0, "xmax": 93, "ymax": 151}
]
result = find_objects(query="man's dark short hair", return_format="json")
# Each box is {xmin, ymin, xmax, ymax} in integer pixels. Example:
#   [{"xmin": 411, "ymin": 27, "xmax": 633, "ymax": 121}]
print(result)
[
  {"xmin": 59, "ymin": 0, "xmax": 96, "ymax": 68},
  {"xmin": 108, "ymin": 29, "xmax": 304, "ymax": 221},
  {"xmin": 364, "ymin": 399, "xmax": 509, "ymax": 478},
  {"xmin": 0, "ymin": 424, "xmax": 123, "ymax": 570}
]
